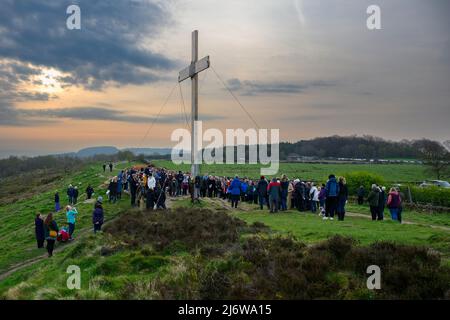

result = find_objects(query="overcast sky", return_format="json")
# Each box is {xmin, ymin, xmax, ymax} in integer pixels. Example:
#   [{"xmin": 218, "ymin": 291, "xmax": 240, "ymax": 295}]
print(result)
[{"xmin": 0, "ymin": 0, "xmax": 449, "ymax": 157}]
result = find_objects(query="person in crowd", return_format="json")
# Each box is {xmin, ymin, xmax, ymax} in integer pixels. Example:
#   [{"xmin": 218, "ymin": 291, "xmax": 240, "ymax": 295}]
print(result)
[
  {"xmin": 117, "ymin": 176, "xmax": 122, "ymax": 200},
  {"xmin": 182, "ymin": 174, "xmax": 189, "ymax": 195},
  {"xmin": 109, "ymin": 162, "xmax": 113, "ymax": 172},
  {"xmin": 257, "ymin": 176, "xmax": 269, "ymax": 210},
  {"xmin": 146, "ymin": 185, "xmax": 155, "ymax": 210},
  {"xmin": 86, "ymin": 185, "xmax": 94, "ymax": 200},
  {"xmin": 193, "ymin": 175, "xmax": 201, "ymax": 202},
  {"xmin": 309, "ymin": 183, "xmax": 319, "ymax": 214},
  {"xmin": 367, "ymin": 184, "xmax": 381, "ymax": 220},
  {"xmin": 155, "ymin": 186, "xmax": 167, "ymax": 209},
  {"xmin": 378, "ymin": 186, "xmax": 386, "ymax": 220},
  {"xmin": 66, "ymin": 205, "xmax": 78, "ymax": 240},
  {"xmin": 241, "ymin": 179, "xmax": 248, "ymax": 202},
  {"xmin": 129, "ymin": 174, "xmax": 138, "ymax": 207},
  {"xmin": 73, "ymin": 186, "xmax": 79, "ymax": 205},
  {"xmin": 294, "ymin": 180, "xmax": 306, "ymax": 211},
  {"xmin": 108, "ymin": 177, "xmax": 118, "ymax": 203},
  {"xmin": 93, "ymin": 196, "xmax": 104, "ymax": 233},
  {"xmin": 267, "ymin": 177, "xmax": 281, "ymax": 213},
  {"xmin": 67, "ymin": 184, "xmax": 74, "ymax": 205},
  {"xmin": 207, "ymin": 175, "xmax": 216, "ymax": 198},
  {"xmin": 387, "ymin": 187, "xmax": 402, "ymax": 222},
  {"xmin": 229, "ymin": 175, "xmax": 242, "ymax": 208},
  {"xmin": 54, "ymin": 192, "xmax": 60, "ymax": 212},
  {"xmin": 280, "ymin": 175, "xmax": 289, "ymax": 211},
  {"xmin": 288, "ymin": 180, "xmax": 295, "ymax": 209},
  {"xmin": 304, "ymin": 182, "xmax": 312, "ymax": 211},
  {"xmin": 397, "ymin": 187, "xmax": 405, "ymax": 223},
  {"xmin": 357, "ymin": 185, "xmax": 365, "ymax": 205},
  {"xmin": 102, "ymin": 163, "xmax": 106, "ymax": 172},
  {"xmin": 44, "ymin": 213, "xmax": 59, "ymax": 257},
  {"xmin": 318, "ymin": 184, "xmax": 326, "ymax": 216},
  {"xmin": 35, "ymin": 213, "xmax": 45, "ymax": 249},
  {"xmin": 324, "ymin": 174, "xmax": 339, "ymax": 220},
  {"xmin": 337, "ymin": 177, "xmax": 348, "ymax": 221},
  {"xmin": 176, "ymin": 171, "xmax": 184, "ymax": 196}
]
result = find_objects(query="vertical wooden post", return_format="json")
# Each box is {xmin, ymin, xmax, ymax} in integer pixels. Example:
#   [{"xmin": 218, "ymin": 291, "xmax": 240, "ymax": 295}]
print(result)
[{"xmin": 191, "ymin": 30, "xmax": 199, "ymax": 178}]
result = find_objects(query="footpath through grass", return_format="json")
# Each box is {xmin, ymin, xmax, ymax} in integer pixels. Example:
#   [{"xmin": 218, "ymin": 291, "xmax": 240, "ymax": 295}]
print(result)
[{"xmin": 0, "ymin": 162, "xmax": 131, "ymax": 272}]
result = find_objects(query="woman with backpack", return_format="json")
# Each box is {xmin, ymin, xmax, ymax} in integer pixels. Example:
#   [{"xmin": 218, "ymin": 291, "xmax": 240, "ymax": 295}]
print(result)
[
  {"xmin": 387, "ymin": 187, "xmax": 402, "ymax": 222},
  {"xmin": 44, "ymin": 213, "xmax": 59, "ymax": 257}
]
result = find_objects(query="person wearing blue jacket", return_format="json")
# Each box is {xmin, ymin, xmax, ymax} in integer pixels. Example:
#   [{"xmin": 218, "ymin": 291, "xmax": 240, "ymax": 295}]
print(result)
[
  {"xmin": 324, "ymin": 174, "xmax": 340, "ymax": 220},
  {"xmin": 66, "ymin": 206, "xmax": 78, "ymax": 240},
  {"xmin": 229, "ymin": 176, "xmax": 242, "ymax": 208}
]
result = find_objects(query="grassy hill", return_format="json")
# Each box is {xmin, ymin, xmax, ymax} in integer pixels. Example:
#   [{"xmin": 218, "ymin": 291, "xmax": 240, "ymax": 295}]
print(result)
[{"xmin": 0, "ymin": 161, "xmax": 449, "ymax": 299}]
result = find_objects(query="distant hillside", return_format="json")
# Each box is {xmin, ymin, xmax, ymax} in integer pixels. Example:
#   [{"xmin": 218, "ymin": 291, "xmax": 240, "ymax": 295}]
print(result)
[
  {"xmin": 76, "ymin": 146, "xmax": 119, "ymax": 158},
  {"xmin": 124, "ymin": 148, "xmax": 172, "ymax": 156}
]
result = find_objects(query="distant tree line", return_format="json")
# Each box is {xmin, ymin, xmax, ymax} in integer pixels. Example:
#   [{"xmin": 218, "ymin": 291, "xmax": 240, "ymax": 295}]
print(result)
[{"xmin": 279, "ymin": 135, "xmax": 442, "ymax": 160}]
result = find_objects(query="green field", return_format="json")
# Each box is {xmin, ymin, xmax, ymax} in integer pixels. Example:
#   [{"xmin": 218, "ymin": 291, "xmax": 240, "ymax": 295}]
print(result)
[
  {"xmin": 0, "ymin": 160, "xmax": 449, "ymax": 299},
  {"xmin": 152, "ymin": 160, "xmax": 429, "ymax": 183}
]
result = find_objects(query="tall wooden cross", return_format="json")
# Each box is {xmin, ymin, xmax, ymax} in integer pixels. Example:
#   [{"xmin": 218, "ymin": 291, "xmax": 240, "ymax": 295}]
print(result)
[{"xmin": 178, "ymin": 30, "xmax": 210, "ymax": 178}]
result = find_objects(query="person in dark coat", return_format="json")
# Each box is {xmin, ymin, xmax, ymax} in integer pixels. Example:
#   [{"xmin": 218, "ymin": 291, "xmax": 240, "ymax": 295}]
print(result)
[
  {"xmin": 357, "ymin": 186, "xmax": 365, "ymax": 205},
  {"xmin": 109, "ymin": 162, "xmax": 113, "ymax": 172},
  {"xmin": 102, "ymin": 163, "xmax": 106, "ymax": 172},
  {"xmin": 86, "ymin": 185, "xmax": 94, "ymax": 200},
  {"xmin": 93, "ymin": 197, "xmax": 104, "ymax": 233},
  {"xmin": 155, "ymin": 186, "xmax": 167, "ymax": 209},
  {"xmin": 294, "ymin": 181, "xmax": 306, "ymax": 212},
  {"xmin": 257, "ymin": 176, "xmax": 269, "ymax": 210},
  {"xmin": 367, "ymin": 185, "xmax": 381, "ymax": 220},
  {"xmin": 67, "ymin": 185, "xmax": 74, "ymax": 205},
  {"xmin": 129, "ymin": 174, "xmax": 138, "ymax": 207},
  {"xmin": 108, "ymin": 178, "xmax": 118, "ymax": 203},
  {"xmin": 35, "ymin": 213, "xmax": 45, "ymax": 248},
  {"xmin": 378, "ymin": 186, "xmax": 386, "ymax": 220},
  {"xmin": 54, "ymin": 192, "xmax": 60, "ymax": 212},
  {"xmin": 324, "ymin": 175, "xmax": 340, "ymax": 220},
  {"xmin": 337, "ymin": 177, "xmax": 349, "ymax": 221},
  {"xmin": 73, "ymin": 186, "xmax": 79, "ymax": 205}
]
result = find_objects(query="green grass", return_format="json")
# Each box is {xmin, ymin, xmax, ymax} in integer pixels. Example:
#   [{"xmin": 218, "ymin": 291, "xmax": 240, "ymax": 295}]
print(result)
[
  {"xmin": 0, "ymin": 160, "xmax": 449, "ymax": 299},
  {"xmin": 230, "ymin": 208, "xmax": 450, "ymax": 263},
  {"xmin": 152, "ymin": 160, "xmax": 429, "ymax": 183}
]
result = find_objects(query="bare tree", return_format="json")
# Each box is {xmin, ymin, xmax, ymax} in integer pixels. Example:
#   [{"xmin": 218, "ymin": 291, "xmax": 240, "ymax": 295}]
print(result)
[{"xmin": 414, "ymin": 139, "xmax": 450, "ymax": 180}]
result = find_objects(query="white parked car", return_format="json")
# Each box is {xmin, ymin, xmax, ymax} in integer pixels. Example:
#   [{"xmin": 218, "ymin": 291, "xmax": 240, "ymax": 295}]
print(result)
[{"xmin": 419, "ymin": 180, "xmax": 450, "ymax": 188}]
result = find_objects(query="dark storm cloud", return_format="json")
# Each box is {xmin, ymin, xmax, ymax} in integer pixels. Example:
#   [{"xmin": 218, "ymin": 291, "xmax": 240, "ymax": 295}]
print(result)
[
  {"xmin": 0, "ymin": 0, "xmax": 178, "ymax": 89},
  {"xmin": 226, "ymin": 78, "xmax": 336, "ymax": 96}
]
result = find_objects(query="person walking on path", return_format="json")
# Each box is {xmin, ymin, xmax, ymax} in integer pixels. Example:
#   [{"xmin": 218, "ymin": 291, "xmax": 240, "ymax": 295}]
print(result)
[
  {"xmin": 44, "ymin": 213, "xmax": 59, "ymax": 257},
  {"xmin": 387, "ymin": 187, "xmax": 402, "ymax": 222},
  {"xmin": 66, "ymin": 205, "xmax": 78, "ymax": 240},
  {"xmin": 54, "ymin": 192, "xmax": 60, "ymax": 212},
  {"xmin": 378, "ymin": 186, "xmax": 386, "ymax": 220},
  {"xmin": 67, "ymin": 185, "xmax": 74, "ymax": 205},
  {"xmin": 93, "ymin": 197, "xmax": 104, "ymax": 233},
  {"xmin": 86, "ymin": 185, "xmax": 94, "ymax": 200},
  {"xmin": 357, "ymin": 186, "xmax": 365, "ymax": 205},
  {"xmin": 102, "ymin": 163, "xmax": 106, "ymax": 172},
  {"xmin": 34, "ymin": 213, "xmax": 45, "ymax": 249},
  {"xmin": 109, "ymin": 162, "xmax": 113, "ymax": 172},
  {"xmin": 73, "ymin": 186, "xmax": 79, "ymax": 205},
  {"xmin": 367, "ymin": 184, "xmax": 381, "ymax": 220}
]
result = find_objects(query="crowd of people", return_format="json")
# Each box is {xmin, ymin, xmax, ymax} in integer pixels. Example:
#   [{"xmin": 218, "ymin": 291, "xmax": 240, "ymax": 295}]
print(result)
[{"xmin": 34, "ymin": 162, "xmax": 404, "ymax": 258}]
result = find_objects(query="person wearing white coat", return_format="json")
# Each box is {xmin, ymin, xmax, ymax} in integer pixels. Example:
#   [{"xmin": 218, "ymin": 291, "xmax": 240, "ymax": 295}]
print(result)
[{"xmin": 309, "ymin": 183, "xmax": 320, "ymax": 213}]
